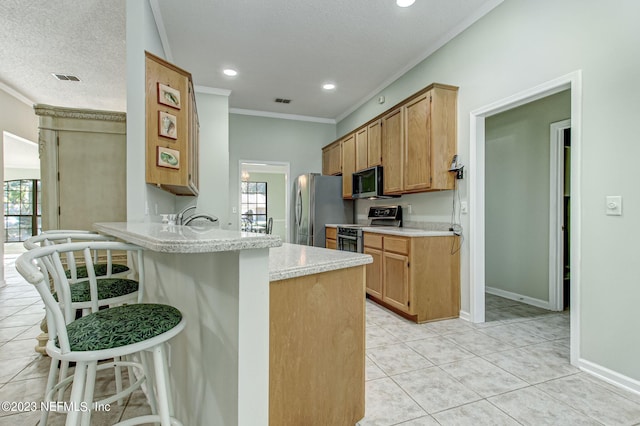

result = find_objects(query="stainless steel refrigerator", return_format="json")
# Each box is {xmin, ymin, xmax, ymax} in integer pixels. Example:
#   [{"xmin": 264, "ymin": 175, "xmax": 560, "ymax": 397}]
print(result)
[{"xmin": 293, "ymin": 174, "xmax": 354, "ymax": 247}]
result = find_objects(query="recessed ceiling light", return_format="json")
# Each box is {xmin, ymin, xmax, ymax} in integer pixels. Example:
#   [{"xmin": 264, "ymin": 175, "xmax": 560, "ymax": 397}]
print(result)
[
  {"xmin": 322, "ymin": 83, "xmax": 336, "ymax": 90},
  {"xmin": 223, "ymin": 69, "xmax": 238, "ymax": 77},
  {"xmin": 396, "ymin": 0, "xmax": 415, "ymax": 7}
]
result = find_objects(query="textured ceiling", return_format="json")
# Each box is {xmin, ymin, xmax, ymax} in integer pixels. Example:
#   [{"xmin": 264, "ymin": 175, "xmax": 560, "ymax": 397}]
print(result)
[
  {"xmin": 0, "ymin": 0, "xmax": 126, "ymax": 112},
  {"xmin": 0, "ymin": 0, "xmax": 502, "ymax": 119}
]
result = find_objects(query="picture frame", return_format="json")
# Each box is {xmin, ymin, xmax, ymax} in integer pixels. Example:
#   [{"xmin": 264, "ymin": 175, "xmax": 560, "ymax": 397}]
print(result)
[
  {"xmin": 157, "ymin": 146, "xmax": 180, "ymax": 169},
  {"xmin": 158, "ymin": 111, "xmax": 178, "ymax": 139},
  {"xmin": 157, "ymin": 83, "xmax": 181, "ymax": 109}
]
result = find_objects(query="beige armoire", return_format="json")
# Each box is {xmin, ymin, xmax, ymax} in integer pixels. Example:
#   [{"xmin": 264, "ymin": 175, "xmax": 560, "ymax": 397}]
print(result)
[{"xmin": 35, "ymin": 105, "xmax": 126, "ymax": 231}]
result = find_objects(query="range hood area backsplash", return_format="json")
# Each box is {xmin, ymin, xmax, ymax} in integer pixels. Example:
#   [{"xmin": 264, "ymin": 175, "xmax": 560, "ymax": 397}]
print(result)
[{"xmin": 354, "ymin": 192, "xmax": 456, "ymax": 231}]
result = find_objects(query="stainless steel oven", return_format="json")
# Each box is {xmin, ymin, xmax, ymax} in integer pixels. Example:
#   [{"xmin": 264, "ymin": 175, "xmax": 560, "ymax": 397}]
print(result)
[
  {"xmin": 335, "ymin": 206, "xmax": 403, "ymax": 253},
  {"xmin": 336, "ymin": 226, "xmax": 364, "ymax": 253}
]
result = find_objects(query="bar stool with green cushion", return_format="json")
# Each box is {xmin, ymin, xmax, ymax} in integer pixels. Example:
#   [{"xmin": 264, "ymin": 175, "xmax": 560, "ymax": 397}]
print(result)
[
  {"xmin": 16, "ymin": 241, "xmax": 185, "ymax": 426},
  {"xmin": 25, "ymin": 232, "xmax": 131, "ymax": 282},
  {"xmin": 25, "ymin": 234, "xmax": 143, "ymax": 413}
]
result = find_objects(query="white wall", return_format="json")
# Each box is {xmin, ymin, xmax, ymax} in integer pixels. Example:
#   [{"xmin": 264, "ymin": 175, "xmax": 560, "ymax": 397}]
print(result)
[
  {"xmin": 126, "ymin": 0, "xmax": 173, "ymax": 222},
  {"xmin": 4, "ymin": 168, "xmax": 40, "ymax": 181},
  {"xmin": 175, "ymin": 91, "xmax": 230, "ymax": 226},
  {"xmin": 0, "ymin": 88, "xmax": 38, "ymax": 285},
  {"xmin": 485, "ymin": 90, "xmax": 570, "ymax": 303},
  {"xmin": 126, "ymin": 1, "xmax": 230, "ymax": 224},
  {"xmin": 229, "ymin": 114, "xmax": 336, "ymax": 239},
  {"xmin": 337, "ymin": 0, "xmax": 640, "ymax": 382}
]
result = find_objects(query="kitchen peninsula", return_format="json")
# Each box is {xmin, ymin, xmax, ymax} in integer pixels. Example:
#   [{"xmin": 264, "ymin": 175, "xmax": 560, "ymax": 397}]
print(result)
[{"xmin": 94, "ymin": 222, "xmax": 371, "ymax": 426}]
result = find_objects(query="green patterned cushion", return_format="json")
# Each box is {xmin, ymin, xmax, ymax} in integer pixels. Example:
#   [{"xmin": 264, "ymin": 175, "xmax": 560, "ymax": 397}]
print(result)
[
  {"xmin": 58, "ymin": 304, "xmax": 183, "ymax": 351},
  {"xmin": 65, "ymin": 263, "xmax": 130, "ymax": 279},
  {"xmin": 53, "ymin": 278, "xmax": 139, "ymax": 303}
]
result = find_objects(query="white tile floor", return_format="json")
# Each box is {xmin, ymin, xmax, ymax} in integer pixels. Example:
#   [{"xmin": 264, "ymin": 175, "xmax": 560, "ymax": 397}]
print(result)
[
  {"xmin": 360, "ymin": 295, "xmax": 640, "ymax": 426},
  {"xmin": 1, "ymin": 244, "xmax": 640, "ymax": 425}
]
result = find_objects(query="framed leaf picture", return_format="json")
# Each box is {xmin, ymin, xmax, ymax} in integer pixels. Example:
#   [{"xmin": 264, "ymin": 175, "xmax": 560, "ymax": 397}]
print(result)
[
  {"xmin": 157, "ymin": 146, "xmax": 180, "ymax": 169},
  {"xmin": 158, "ymin": 111, "xmax": 178, "ymax": 139},
  {"xmin": 158, "ymin": 83, "xmax": 181, "ymax": 109}
]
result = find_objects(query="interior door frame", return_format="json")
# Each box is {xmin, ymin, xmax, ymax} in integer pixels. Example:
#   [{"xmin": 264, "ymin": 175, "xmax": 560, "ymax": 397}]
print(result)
[
  {"xmin": 238, "ymin": 160, "xmax": 290, "ymax": 241},
  {"xmin": 469, "ymin": 70, "xmax": 582, "ymax": 365},
  {"xmin": 549, "ymin": 119, "xmax": 571, "ymax": 311}
]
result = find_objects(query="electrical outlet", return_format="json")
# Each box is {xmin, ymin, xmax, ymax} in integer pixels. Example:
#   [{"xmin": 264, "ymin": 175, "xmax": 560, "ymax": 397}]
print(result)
[
  {"xmin": 407, "ymin": 204, "xmax": 412, "ymax": 214},
  {"xmin": 232, "ymin": 207, "xmax": 237, "ymax": 214}
]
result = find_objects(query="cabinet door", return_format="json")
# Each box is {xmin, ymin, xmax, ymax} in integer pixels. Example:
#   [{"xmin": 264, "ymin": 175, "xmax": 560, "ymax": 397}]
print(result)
[
  {"xmin": 382, "ymin": 108, "xmax": 403, "ymax": 194},
  {"xmin": 364, "ymin": 247, "xmax": 383, "ymax": 299},
  {"xmin": 322, "ymin": 147, "xmax": 331, "ymax": 175},
  {"xmin": 326, "ymin": 238, "xmax": 337, "ymax": 250},
  {"xmin": 403, "ymin": 92, "xmax": 431, "ymax": 192},
  {"xmin": 367, "ymin": 120, "xmax": 382, "ymax": 168},
  {"xmin": 341, "ymin": 134, "xmax": 356, "ymax": 198},
  {"xmin": 355, "ymin": 127, "xmax": 368, "ymax": 172},
  {"xmin": 382, "ymin": 251, "xmax": 410, "ymax": 313}
]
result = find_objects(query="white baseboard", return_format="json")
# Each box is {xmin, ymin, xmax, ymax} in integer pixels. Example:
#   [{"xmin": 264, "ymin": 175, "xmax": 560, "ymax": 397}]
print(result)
[
  {"xmin": 459, "ymin": 310, "xmax": 471, "ymax": 322},
  {"xmin": 577, "ymin": 358, "xmax": 640, "ymax": 396},
  {"xmin": 486, "ymin": 286, "xmax": 553, "ymax": 310}
]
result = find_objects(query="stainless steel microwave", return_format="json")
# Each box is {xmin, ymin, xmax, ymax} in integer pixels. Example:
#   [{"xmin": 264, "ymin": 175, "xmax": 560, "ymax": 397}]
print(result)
[{"xmin": 352, "ymin": 166, "xmax": 398, "ymax": 199}]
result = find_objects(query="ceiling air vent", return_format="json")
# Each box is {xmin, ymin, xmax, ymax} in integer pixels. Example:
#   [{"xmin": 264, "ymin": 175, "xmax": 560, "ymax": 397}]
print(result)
[
  {"xmin": 52, "ymin": 73, "xmax": 81, "ymax": 82},
  {"xmin": 275, "ymin": 98, "xmax": 291, "ymax": 104}
]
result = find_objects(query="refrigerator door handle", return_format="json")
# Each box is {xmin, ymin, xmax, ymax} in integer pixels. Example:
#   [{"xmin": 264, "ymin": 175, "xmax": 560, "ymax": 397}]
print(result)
[{"xmin": 296, "ymin": 187, "xmax": 302, "ymax": 227}]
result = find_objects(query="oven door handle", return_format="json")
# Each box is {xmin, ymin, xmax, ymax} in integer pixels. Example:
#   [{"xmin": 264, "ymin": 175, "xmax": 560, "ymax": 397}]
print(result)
[{"xmin": 337, "ymin": 235, "xmax": 358, "ymax": 241}]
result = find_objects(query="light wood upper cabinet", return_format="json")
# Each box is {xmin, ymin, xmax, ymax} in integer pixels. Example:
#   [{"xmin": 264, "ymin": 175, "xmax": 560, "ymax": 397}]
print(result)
[
  {"xmin": 145, "ymin": 51, "xmax": 199, "ymax": 195},
  {"xmin": 355, "ymin": 127, "xmax": 368, "ymax": 172},
  {"xmin": 322, "ymin": 83, "xmax": 457, "ymax": 195},
  {"xmin": 367, "ymin": 119, "xmax": 382, "ymax": 168},
  {"xmin": 404, "ymin": 93, "xmax": 431, "ymax": 192},
  {"xmin": 322, "ymin": 140, "xmax": 342, "ymax": 176},
  {"xmin": 381, "ymin": 107, "xmax": 403, "ymax": 194},
  {"xmin": 341, "ymin": 133, "xmax": 356, "ymax": 198},
  {"xmin": 402, "ymin": 86, "xmax": 458, "ymax": 192}
]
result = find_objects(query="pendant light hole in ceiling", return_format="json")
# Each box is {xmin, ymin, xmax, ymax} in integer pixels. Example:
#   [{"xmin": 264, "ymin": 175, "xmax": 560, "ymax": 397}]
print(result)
[{"xmin": 396, "ymin": 0, "xmax": 415, "ymax": 7}]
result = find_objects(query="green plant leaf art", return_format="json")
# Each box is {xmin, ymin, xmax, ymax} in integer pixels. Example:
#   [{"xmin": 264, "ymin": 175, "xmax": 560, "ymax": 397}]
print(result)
[{"xmin": 160, "ymin": 151, "xmax": 178, "ymax": 166}]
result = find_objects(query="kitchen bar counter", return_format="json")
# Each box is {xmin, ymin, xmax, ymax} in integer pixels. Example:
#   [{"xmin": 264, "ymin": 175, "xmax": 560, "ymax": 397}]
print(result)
[
  {"xmin": 269, "ymin": 243, "xmax": 371, "ymax": 281},
  {"xmin": 96, "ymin": 222, "xmax": 369, "ymax": 425},
  {"xmin": 94, "ymin": 221, "xmax": 281, "ymax": 253}
]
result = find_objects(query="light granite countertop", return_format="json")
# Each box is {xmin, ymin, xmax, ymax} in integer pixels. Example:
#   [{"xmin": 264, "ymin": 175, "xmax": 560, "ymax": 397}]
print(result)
[
  {"xmin": 269, "ymin": 243, "xmax": 372, "ymax": 282},
  {"xmin": 325, "ymin": 224, "xmax": 455, "ymax": 237},
  {"xmin": 95, "ymin": 222, "xmax": 282, "ymax": 253}
]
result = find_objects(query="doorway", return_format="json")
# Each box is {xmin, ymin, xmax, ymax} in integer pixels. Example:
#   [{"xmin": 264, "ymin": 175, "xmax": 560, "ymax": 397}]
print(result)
[
  {"xmin": 239, "ymin": 161, "xmax": 289, "ymax": 242},
  {"xmin": 470, "ymin": 71, "xmax": 582, "ymax": 364}
]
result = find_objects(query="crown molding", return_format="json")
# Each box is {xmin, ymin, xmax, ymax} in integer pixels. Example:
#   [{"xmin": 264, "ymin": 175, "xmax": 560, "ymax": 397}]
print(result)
[
  {"xmin": 195, "ymin": 86, "xmax": 231, "ymax": 97},
  {"xmin": 0, "ymin": 82, "xmax": 34, "ymax": 107},
  {"xmin": 33, "ymin": 104, "xmax": 126, "ymax": 122},
  {"xmin": 230, "ymin": 108, "xmax": 335, "ymax": 124}
]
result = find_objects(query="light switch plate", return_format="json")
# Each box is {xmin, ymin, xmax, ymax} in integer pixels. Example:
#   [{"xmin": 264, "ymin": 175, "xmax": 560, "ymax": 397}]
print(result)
[{"xmin": 605, "ymin": 195, "xmax": 622, "ymax": 216}]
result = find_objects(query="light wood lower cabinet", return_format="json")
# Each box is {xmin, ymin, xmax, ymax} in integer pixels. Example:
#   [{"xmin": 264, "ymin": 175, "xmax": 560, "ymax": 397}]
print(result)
[
  {"xmin": 325, "ymin": 227, "xmax": 337, "ymax": 249},
  {"xmin": 363, "ymin": 247, "xmax": 382, "ymax": 299},
  {"xmin": 270, "ymin": 266, "xmax": 365, "ymax": 425},
  {"xmin": 363, "ymin": 232, "xmax": 460, "ymax": 323}
]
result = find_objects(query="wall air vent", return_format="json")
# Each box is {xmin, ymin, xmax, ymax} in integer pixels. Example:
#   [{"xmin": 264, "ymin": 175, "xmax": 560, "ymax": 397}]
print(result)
[
  {"xmin": 275, "ymin": 98, "xmax": 291, "ymax": 104},
  {"xmin": 52, "ymin": 73, "xmax": 81, "ymax": 82}
]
